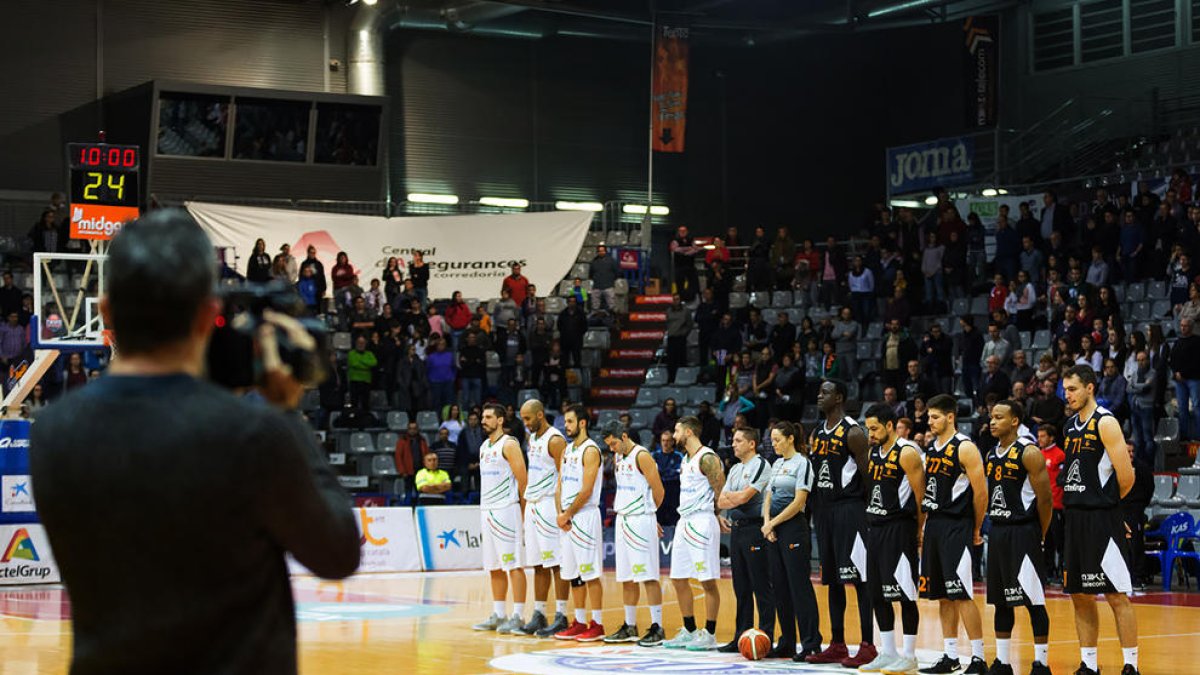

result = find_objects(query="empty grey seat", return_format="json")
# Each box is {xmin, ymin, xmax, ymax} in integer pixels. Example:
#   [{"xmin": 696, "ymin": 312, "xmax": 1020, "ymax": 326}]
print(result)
[
  {"xmin": 387, "ymin": 411, "xmax": 410, "ymax": 430},
  {"xmin": 371, "ymin": 455, "xmax": 399, "ymax": 477},
  {"xmin": 1031, "ymin": 330, "xmax": 1051, "ymax": 351},
  {"xmin": 369, "ymin": 390, "xmax": 390, "ymax": 411},
  {"xmin": 1149, "ymin": 474, "xmax": 1174, "ymax": 505},
  {"xmin": 417, "ymin": 410, "xmax": 439, "ymax": 433},
  {"xmin": 1152, "ymin": 300, "xmax": 1172, "ymax": 318},
  {"xmin": 607, "ymin": 231, "xmax": 629, "ymax": 247},
  {"xmin": 571, "ymin": 263, "xmax": 590, "ymax": 280},
  {"xmin": 1019, "ymin": 332, "xmax": 1032, "ymax": 350},
  {"xmin": 846, "ymin": 381, "xmax": 860, "ymax": 401},
  {"xmin": 645, "ymin": 367, "xmax": 668, "ymax": 387},
  {"xmin": 332, "ymin": 332, "xmax": 352, "ymax": 351},
  {"xmin": 544, "ymin": 296, "xmax": 567, "ymax": 314},
  {"xmin": 772, "ymin": 291, "xmax": 793, "ymax": 308},
  {"xmin": 1131, "ymin": 302, "xmax": 1151, "ymax": 321},
  {"xmin": 1147, "ymin": 280, "xmax": 1168, "ymax": 300},
  {"xmin": 518, "ymin": 388, "xmax": 541, "ymax": 406},
  {"xmin": 674, "ymin": 366, "xmax": 700, "ymax": 386},
  {"xmin": 635, "ymin": 387, "xmax": 661, "ymax": 408},
  {"xmin": 760, "ymin": 309, "xmax": 778, "ymax": 325},
  {"xmin": 595, "ymin": 409, "xmax": 621, "ymax": 427},
  {"xmin": 376, "ymin": 432, "xmax": 399, "ymax": 453},
  {"xmin": 1126, "ymin": 282, "xmax": 1146, "ymax": 302},
  {"xmin": 688, "ymin": 384, "xmax": 715, "ymax": 405},
  {"xmin": 1176, "ymin": 475, "xmax": 1200, "ymax": 506},
  {"xmin": 952, "ymin": 298, "xmax": 970, "ymax": 317},
  {"xmin": 583, "ymin": 329, "xmax": 610, "ymax": 349},
  {"xmin": 865, "ymin": 322, "xmax": 884, "ymax": 340},
  {"xmin": 729, "ymin": 292, "xmax": 748, "ymax": 309},
  {"xmin": 661, "ymin": 386, "xmax": 687, "ymax": 404},
  {"xmin": 969, "ymin": 296, "xmax": 988, "ymax": 316},
  {"xmin": 349, "ymin": 432, "xmax": 375, "ymax": 453},
  {"xmin": 486, "ymin": 351, "xmax": 501, "ymax": 369},
  {"xmin": 856, "ymin": 341, "xmax": 876, "ymax": 360},
  {"xmin": 628, "ymin": 408, "xmax": 653, "ymax": 428},
  {"xmin": 749, "ymin": 292, "xmax": 770, "ymax": 308}
]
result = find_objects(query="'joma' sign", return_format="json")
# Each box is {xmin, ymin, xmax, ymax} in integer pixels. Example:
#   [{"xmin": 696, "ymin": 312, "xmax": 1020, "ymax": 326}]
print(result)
[{"xmin": 887, "ymin": 137, "xmax": 974, "ymax": 193}]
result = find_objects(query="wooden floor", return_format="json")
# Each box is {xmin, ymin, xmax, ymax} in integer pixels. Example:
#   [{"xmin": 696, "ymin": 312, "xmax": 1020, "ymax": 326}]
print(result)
[{"xmin": 1, "ymin": 571, "xmax": 1198, "ymax": 674}]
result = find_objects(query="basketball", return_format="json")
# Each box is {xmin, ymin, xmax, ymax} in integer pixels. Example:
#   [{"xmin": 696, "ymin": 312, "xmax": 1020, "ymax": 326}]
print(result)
[{"xmin": 737, "ymin": 628, "xmax": 771, "ymax": 660}]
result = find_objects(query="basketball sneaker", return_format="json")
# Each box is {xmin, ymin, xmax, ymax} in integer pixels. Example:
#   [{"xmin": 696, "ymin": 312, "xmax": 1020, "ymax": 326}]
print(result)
[
  {"xmin": 919, "ymin": 655, "xmax": 961, "ymax": 673},
  {"xmin": 511, "ymin": 610, "xmax": 546, "ymax": 636},
  {"xmin": 662, "ymin": 627, "xmax": 695, "ymax": 649},
  {"xmin": 1072, "ymin": 665, "xmax": 1099, "ymax": 675},
  {"xmin": 575, "ymin": 620, "xmax": 606, "ymax": 642},
  {"xmin": 496, "ymin": 613, "xmax": 524, "ymax": 635},
  {"xmin": 472, "ymin": 613, "xmax": 503, "ymax": 631},
  {"xmin": 637, "ymin": 623, "xmax": 665, "ymax": 647},
  {"xmin": 882, "ymin": 655, "xmax": 919, "ymax": 675},
  {"xmin": 717, "ymin": 640, "xmax": 739, "ymax": 653},
  {"xmin": 843, "ymin": 643, "xmax": 879, "ymax": 668},
  {"xmin": 807, "ymin": 642, "xmax": 849, "ymax": 664},
  {"xmin": 984, "ymin": 660, "xmax": 1013, "ymax": 675},
  {"xmin": 859, "ymin": 651, "xmax": 902, "ymax": 673},
  {"xmin": 536, "ymin": 612, "xmax": 569, "ymax": 638},
  {"xmin": 603, "ymin": 624, "xmax": 639, "ymax": 643},
  {"xmin": 765, "ymin": 644, "xmax": 795, "ymax": 659},
  {"xmin": 964, "ymin": 657, "xmax": 988, "ymax": 674},
  {"xmin": 684, "ymin": 629, "xmax": 718, "ymax": 651},
  {"xmin": 1120, "ymin": 666, "xmax": 1140, "ymax": 675},
  {"xmin": 554, "ymin": 620, "xmax": 588, "ymax": 640},
  {"xmin": 1027, "ymin": 662, "xmax": 1051, "ymax": 675}
]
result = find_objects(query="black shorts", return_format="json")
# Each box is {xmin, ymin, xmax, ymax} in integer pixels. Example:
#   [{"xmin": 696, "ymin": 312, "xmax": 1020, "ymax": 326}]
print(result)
[
  {"xmin": 814, "ymin": 500, "xmax": 868, "ymax": 584},
  {"xmin": 866, "ymin": 518, "xmax": 919, "ymax": 603},
  {"xmin": 920, "ymin": 516, "xmax": 974, "ymax": 601},
  {"xmin": 1063, "ymin": 508, "xmax": 1133, "ymax": 595},
  {"xmin": 986, "ymin": 521, "xmax": 1048, "ymax": 607}
]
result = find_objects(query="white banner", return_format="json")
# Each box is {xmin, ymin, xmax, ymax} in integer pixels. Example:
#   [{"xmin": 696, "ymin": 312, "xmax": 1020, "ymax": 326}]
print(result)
[
  {"xmin": 414, "ymin": 505, "xmax": 483, "ymax": 571},
  {"xmin": 290, "ymin": 507, "xmax": 422, "ymax": 575},
  {"xmin": 0, "ymin": 524, "xmax": 60, "ymax": 585},
  {"xmin": 185, "ymin": 202, "xmax": 594, "ymax": 302}
]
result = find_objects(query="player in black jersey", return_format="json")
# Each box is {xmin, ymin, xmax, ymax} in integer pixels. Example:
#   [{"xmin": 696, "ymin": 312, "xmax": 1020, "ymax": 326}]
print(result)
[
  {"xmin": 1060, "ymin": 366, "xmax": 1139, "ymax": 675},
  {"xmin": 986, "ymin": 401, "xmax": 1053, "ymax": 675},
  {"xmin": 919, "ymin": 395, "xmax": 988, "ymax": 675},
  {"xmin": 859, "ymin": 403, "xmax": 925, "ymax": 675},
  {"xmin": 805, "ymin": 380, "xmax": 877, "ymax": 668}
]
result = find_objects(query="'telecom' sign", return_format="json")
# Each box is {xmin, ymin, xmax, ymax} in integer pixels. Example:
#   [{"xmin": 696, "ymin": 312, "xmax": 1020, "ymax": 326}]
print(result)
[{"xmin": 69, "ymin": 204, "xmax": 139, "ymax": 240}]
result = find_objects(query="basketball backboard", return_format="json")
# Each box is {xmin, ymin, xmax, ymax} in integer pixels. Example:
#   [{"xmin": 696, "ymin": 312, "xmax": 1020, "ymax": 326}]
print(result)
[{"xmin": 31, "ymin": 252, "xmax": 109, "ymax": 350}]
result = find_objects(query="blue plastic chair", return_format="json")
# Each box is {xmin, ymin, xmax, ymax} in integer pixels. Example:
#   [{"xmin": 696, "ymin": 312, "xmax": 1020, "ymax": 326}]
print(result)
[{"xmin": 1146, "ymin": 511, "xmax": 1196, "ymax": 590}]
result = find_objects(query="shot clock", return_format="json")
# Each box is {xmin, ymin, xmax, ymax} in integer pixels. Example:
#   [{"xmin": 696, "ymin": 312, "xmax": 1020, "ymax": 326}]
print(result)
[{"xmin": 67, "ymin": 142, "xmax": 141, "ymax": 240}]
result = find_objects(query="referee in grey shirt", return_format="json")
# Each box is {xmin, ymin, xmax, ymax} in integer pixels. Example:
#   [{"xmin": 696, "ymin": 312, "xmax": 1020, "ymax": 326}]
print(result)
[{"xmin": 715, "ymin": 427, "xmax": 776, "ymax": 653}]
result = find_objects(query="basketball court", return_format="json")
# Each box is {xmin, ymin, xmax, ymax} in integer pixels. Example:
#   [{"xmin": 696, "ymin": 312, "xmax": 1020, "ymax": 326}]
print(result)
[{"xmin": 2, "ymin": 570, "xmax": 1198, "ymax": 673}]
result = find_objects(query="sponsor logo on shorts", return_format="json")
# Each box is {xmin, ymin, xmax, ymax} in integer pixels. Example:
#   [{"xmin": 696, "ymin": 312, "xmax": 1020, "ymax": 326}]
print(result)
[
  {"xmin": 1004, "ymin": 586, "xmax": 1025, "ymax": 603},
  {"xmin": 541, "ymin": 550, "xmax": 556, "ymax": 561},
  {"xmin": 579, "ymin": 562, "xmax": 595, "ymax": 574},
  {"xmin": 694, "ymin": 562, "xmax": 707, "ymax": 573},
  {"xmin": 631, "ymin": 563, "xmax": 647, "ymax": 575},
  {"xmin": 839, "ymin": 565, "xmax": 859, "ymax": 579},
  {"xmin": 882, "ymin": 583, "xmax": 903, "ymax": 597},
  {"xmin": 944, "ymin": 579, "xmax": 963, "ymax": 592},
  {"xmin": 502, "ymin": 553, "xmax": 517, "ymax": 564},
  {"xmin": 1080, "ymin": 572, "xmax": 1108, "ymax": 589}
]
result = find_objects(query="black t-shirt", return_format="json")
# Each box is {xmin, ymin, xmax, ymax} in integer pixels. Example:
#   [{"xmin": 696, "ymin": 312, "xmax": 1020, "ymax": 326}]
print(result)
[
  {"xmin": 409, "ymin": 263, "xmax": 429, "ymax": 290},
  {"xmin": 30, "ymin": 375, "xmax": 359, "ymax": 675}
]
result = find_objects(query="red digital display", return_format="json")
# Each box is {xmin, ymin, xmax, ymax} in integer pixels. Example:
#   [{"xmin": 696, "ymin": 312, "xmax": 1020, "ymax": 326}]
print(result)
[{"xmin": 67, "ymin": 143, "xmax": 140, "ymax": 170}]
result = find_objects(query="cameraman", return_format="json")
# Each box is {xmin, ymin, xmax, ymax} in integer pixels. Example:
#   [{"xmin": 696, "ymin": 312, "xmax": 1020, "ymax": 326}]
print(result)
[{"xmin": 30, "ymin": 209, "xmax": 359, "ymax": 675}]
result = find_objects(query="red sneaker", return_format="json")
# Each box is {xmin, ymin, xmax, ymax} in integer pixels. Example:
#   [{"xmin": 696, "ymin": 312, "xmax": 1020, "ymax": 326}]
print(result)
[
  {"xmin": 841, "ymin": 642, "xmax": 878, "ymax": 668},
  {"xmin": 575, "ymin": 620, "xmax": 606, "ymax": 642},
  {"xmin": 806, "ymin": 642, "xmax": 849, "ymax": 664},
  {"xmin": 554, "ymin": 620, "xmax": 588, "ymax": 640}
]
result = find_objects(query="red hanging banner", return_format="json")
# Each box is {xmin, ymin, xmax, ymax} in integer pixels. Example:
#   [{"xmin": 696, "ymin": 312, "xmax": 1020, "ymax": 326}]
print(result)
[{"xmin": 652, "ymin": 23, "xmax": 689, "ymax": 153}]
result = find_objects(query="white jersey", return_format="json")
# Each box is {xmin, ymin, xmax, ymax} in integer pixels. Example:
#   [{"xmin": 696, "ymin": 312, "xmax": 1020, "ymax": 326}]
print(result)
[
  {"xmin": 525, "ymin": 426, "xmax": 564, "ymax": 502},
  {"xmin": 678, "ymin": 446, "xmax": 718, "ymax": 518},
  {"xmin": 560, "ymin": 437, "xmax": 602, "ymax": 511},
  {"xmin": 480, "ymin": 434, "xmax": 519, "ymax": 510},
  {"xmin": 614, "ymin": 445, "xmax": 654, "ymax": 516}
]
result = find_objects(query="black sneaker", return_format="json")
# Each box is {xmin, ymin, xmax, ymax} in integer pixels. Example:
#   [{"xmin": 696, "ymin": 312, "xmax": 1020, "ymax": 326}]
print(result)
[
  {"xmin": 511, "ymin": 610, "xmax": 547, "ymax": 637},
  {"xmin": 920, "ymin": 654, "xmax": 963, "ymax": 673},
  {"xmin": 535, "ymin": 612, "xmax": 569, "ymax": 638},
  {"xmin": 1028, "ymin": 662, "xmax": 1052, "ymax": 675},
  {"xmin": 985, "ymin": 660, "xmax": 1014, "ymax": 675},
  {"xmin": 765, "ymin": 644, "xmax": 795, "ymax": 659},
  {"xmin": 1073, "ymin": 664, "xmax": 1099, "ymax": 675},
  {"xmin": 636, "ymin": 623, "xmax": 665, "ymax": 647},
  {"xmin": 1120, "ymin": 666, "xmax": 1140, "ymax": 675},
  {"xmin": 792, "ymin": 648, "xmax": 819, "ymax": 663},
  {"xmin": 964, "ymin": 657, "xmax": 989, "ymax": 674},
  {"xmin": 604, "ymin": 623, "xmax": 639, "ymax": 643},
  {"xmin": 717, "ymin": 640, "xmax": 739, "ymax": 653}
]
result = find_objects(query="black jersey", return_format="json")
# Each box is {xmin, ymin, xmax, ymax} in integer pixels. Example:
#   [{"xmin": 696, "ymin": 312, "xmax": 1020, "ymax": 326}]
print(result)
[
  {"xmin": 865, "ymin": 438, "xmax": 924, "ymax": 524},
  {"xmin": 986, "ymin": 435, "xmax": 1040, "ymax": 524},
  {"xmin": 922, "ymin": 432, "xmax": 975, "ymax": 519},
  {"xmin": 1061, "ymin": 406, "xmax": 1120, "ymax": 509},
  {"xmin": 810, "ymin": 416, "xmax": 866, "ymax": 505}
]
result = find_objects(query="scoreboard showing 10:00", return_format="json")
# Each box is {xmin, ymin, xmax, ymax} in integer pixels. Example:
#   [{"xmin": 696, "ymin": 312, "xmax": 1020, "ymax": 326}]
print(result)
[{"xmin": 66, "ymin": 142, "xmax": 141, "ymax": 241}]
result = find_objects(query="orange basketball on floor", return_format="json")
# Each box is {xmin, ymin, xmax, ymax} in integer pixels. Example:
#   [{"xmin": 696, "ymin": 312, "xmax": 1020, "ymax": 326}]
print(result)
[{"xmin": 737, "ymin": 628, "xmax": 771, "ymax": 660}]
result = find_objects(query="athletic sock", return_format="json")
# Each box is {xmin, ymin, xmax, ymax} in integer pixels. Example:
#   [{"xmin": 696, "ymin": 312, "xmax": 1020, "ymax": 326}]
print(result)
[
  {"xmin": 514, "ymin": 602, "xmax": 526, "ymax": 618},
  {"xmin": 1034, "ymin": 643, "xmax": 1049, "ymax": 664},
  {"xmin": 1122, "ymin": 647, "xmax": 1139, "ymax": 668},
  {"xmin": 706, "ymin": 619, "xmax": 717, "ymax": 635},
  {"xmin": 534, "ymin": 601, "xmax": 546, "ymax": 614},
  {"xmin": 944, "ymin": 637, "xmax": 958, "ymax": 658},
  {"xmin": 624, "ymin": 605, "xmax": 637, "ymax": 626},
  {"xmin": 494, "ymin": 601, "xmax": 506, "ymax": 616},
  {"xmin": 650, "ymin": 605, "xmax": 663, "ymax": 626},
  {"xmin": 997, "ymin": 639, "xmax": 1011, "ymax": 664},
  {"xmin": 1081, "ymin": 647, "xmax": 1099, "ymax": 670},
  {"xmin": 902, "ymin": 634, "xmax": 917, "ymax": 659},
  {"xmin": 683, "ymin": 616, "xmax": 697, "ymax": 632},
  {"xmin": 556, "ymin": 600, "xmax": 568, "ymax": 614},
  {"xmin": 575, "ymin": 608, "xmax": 587, "ymax": 623},
  {"xmin": 880, "ymin": 630, "xmax": 896, "ymax": 656},
  {"xmin": 971, "ymin": 638, "xmax": 984, "ymax": 660},
  {"xmin": 592, "ymin": 609, "xmax": 603, "ymax": 624}
]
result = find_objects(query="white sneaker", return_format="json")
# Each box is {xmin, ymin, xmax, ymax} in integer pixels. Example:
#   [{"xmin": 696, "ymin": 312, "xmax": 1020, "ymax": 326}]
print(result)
[
  {"xmin": 473, "ymin": 613, "xmax": 503, "ymax": 631},
  {"xmin": 882, "ymin": 655, "xmax": 919, "ymax": 675},
  {"xmin": 860, "ymin": 652, "xmax": 902, "ymax": 673},
  {"xmin": 684, "ymin": 628, "xmax": 718, "ymax": 651},
  {"xmin": 496, "ymin": 613, "xmax": 524, "ymax": 635},
  {"xmin": 662, "ymin": 627, "xmax": 695, "ymax": 649}
]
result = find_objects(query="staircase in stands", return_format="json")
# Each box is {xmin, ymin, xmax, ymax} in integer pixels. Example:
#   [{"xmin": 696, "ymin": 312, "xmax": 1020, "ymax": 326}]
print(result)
[{"xmin": 588, "ymin": 294, "xmax": 672, "ymax": 422}]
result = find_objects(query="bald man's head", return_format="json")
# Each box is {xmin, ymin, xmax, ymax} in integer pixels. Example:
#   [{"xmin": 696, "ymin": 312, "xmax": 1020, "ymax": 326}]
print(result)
[{"xmin": 519, "ymin": 399, "xmax": 546, "ymax": 431}]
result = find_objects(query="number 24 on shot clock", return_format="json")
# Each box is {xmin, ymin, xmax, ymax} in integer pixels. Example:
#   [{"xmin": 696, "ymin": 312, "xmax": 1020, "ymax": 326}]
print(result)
[{"xmin": 66, "ymin": 142, "xmax": 141, "ymax": 241}]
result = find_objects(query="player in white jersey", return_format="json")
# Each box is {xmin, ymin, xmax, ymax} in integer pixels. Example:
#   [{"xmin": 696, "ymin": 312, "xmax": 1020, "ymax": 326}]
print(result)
[
  {"xmin": 599, "ymin": 420, "xmax": 667, "ymax": 647},
  {"xmin": 472, "ymin": 403, "xmax": 529, "ymax": 634},
  {"xmin": 512, "ymin": 399, "xmax": 572, "ymax": 638},
  {"xmin": 662, "ymin": 416, "xmax": 726, "ymax": 652},
  {"xmin": 552, "ymin": 405, "xmax": 607, "ymax": 642}
]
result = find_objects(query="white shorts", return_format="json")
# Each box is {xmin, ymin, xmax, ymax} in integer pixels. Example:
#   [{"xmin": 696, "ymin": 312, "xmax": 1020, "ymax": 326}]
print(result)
[
  {"xmin": 523, "ymin": 498, "xmax": 561, "ymax": 568},
  {"xmin": 559, "ymin": 506, "xmax": 603, "ymax": 582},
  {"xmin": 481, "ymin": 503, "xmax": 524, "ymax": 572},
  {"xmin": 670, "ymin": 512, "xmax": 720, "ymax": 582},
  {"xmin": 615, "ymin": 513, "xmax": 660, "ymax": 583}
]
